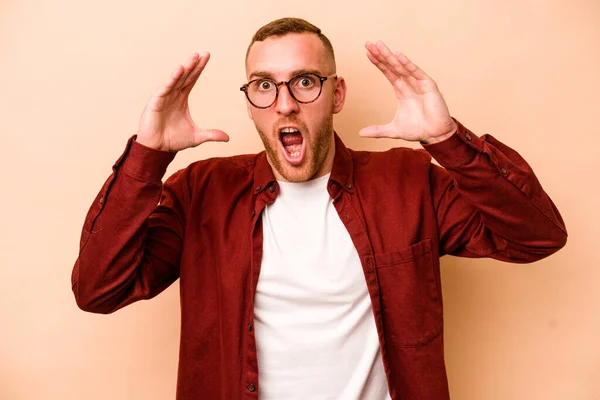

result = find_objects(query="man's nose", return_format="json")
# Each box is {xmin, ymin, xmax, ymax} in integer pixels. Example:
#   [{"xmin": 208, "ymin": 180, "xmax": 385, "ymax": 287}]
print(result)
[{"xmin": 274, "ymin": 84, "xmax": 299, "ymax": 115}]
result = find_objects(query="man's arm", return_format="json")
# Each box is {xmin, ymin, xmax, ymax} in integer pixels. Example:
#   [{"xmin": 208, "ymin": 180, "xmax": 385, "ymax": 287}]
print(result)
[
  {"xmin": 359, "ymin": 41, "xmax": 566, "ymax": 259},
  {"xmin": 72, "ymin": 139, "xmax": 183, "ymax": 313},
  {"xmin": 424, "ymin": 121, "xmax": 566, "ymax": 261},
  {"xmin": 72, "ymin": 52, "xmax": 229, "ymax": 313}
]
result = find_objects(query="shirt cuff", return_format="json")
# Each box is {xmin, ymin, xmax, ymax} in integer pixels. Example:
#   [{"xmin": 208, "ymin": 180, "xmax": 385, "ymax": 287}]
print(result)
[
  {"xmin": 116, "ymin": 136, "xmax": 177, "ymax": 182},
  {"xmin": 421, "ymin": 119, "xmax": 483, "ymax": 169}
]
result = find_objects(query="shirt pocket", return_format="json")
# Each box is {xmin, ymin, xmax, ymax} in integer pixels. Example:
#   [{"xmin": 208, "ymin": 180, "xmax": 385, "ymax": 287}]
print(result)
[{"xmin": 374, "ymin": 238, "xmax": 442, "ymax": 347}]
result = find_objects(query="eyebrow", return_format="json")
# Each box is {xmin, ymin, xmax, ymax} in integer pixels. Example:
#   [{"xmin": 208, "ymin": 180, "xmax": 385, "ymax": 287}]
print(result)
[{"xmin": 248, "ymin": 68, "xmax": 324, "ymax": 81}]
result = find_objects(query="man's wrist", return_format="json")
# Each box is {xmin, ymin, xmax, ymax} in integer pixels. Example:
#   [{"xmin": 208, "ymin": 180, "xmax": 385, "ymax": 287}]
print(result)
[
  {"xmin": 420, "ymin": 121, "xmax": 458, "ymax": 145},
  {"xmin": 121, "ymin": 136, "xmax": 177, "ymax": 182}
]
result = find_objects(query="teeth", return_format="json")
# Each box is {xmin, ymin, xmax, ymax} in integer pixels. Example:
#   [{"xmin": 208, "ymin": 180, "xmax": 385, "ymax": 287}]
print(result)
[
  {"xmin": 291, "ymin": 151, "xmax": 300, "ymax": 157},
  {"xmin": 281, "ymin": 127, "xmax": 299, "ymax": 133}
]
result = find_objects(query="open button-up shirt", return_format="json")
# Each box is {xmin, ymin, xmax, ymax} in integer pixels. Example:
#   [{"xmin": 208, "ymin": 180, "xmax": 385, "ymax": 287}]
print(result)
[{"xmin": 72, "ymin": 119, "xmax": 567, "ymax": 399}]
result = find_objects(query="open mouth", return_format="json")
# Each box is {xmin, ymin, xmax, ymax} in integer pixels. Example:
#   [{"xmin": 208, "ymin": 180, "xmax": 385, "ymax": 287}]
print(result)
[{"xmin": 279, "ymin": 126, "xmax": 306, "ymax": 165}]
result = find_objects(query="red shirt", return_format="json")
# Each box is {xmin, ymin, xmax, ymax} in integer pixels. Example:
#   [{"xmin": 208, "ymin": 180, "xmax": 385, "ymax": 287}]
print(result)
[{"xmin": 71, "ymin": 120, "xmax": 567, "ymax": 399}]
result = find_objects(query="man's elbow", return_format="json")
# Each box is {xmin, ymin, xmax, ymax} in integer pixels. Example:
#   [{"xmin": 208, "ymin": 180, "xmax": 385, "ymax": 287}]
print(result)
[
  {"xmin": 544, "ymin": 224, "xmax": 568, "ymax": 255},
  {"xmin": 512, "ymin": 230, "xmax": 568, "ymax": 263},
  {"xmin": 72, "ymin": 282, "xmax": 118, "ymax": 315}
]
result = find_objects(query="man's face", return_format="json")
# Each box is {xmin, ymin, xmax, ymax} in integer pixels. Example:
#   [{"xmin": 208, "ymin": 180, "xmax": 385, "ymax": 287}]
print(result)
[{"xmin": 245, "ymin": 33, "xmax": 346, "ymax": 182}]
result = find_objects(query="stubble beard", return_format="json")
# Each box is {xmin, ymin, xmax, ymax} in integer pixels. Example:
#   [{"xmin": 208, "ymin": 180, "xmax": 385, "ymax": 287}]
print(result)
[{"xmin": 256, "ymin": 114, "xmax": 334, "ymax": 182}]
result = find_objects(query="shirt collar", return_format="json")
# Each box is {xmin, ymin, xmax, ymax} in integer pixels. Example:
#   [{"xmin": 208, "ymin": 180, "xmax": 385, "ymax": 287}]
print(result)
[{"xmin": 329, "ymin": 132, "xmax": 355, "ymax": 193}]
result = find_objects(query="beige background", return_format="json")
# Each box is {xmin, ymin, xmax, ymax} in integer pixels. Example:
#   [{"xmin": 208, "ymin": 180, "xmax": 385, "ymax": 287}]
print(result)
[{"xmin": 1, "ymin": 0, "xmax": 599, "ymax": 399}]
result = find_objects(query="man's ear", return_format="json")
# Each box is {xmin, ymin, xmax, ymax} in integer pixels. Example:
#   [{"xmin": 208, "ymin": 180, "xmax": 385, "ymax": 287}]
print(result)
[{"xmin": 332, "ymin": 76, "xmax": 347, "ymax": 114}]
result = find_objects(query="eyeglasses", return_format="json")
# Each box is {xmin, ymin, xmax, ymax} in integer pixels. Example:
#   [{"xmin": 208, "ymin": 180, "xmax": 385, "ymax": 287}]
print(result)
[{"xmin": 240, "ymin": 73, "xmax": 337, "ymax": 109}]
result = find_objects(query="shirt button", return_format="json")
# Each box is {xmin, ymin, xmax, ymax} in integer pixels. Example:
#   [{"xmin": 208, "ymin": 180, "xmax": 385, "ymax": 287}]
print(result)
[
  {"xmin": 251, "ymin": 211, "xmax": 255, "ymax": 217},
  {"xmin": 247, "ymin": 323, "xmax": 253, "ymax": 332},
  {"xmin": 269, "ymin": 185, "xmax": 275, "ymax": 193},
  {"xmin": 247, "ymin": 384, "xmax": 256, "ymax": 392},
  {"xmin": 345, "ymin": 183, "xmax": 352, "ymax": 189},
  {"xmin": 99, "ymin": 197, "xmax": 104, "ymax": 204},
  {"xmin": 500, "ymin": 168, "xmax": 507, "ymax": 175},
  {"xmin": 256, "ymin": 185, "xmax": 262, "ymax": 192},
  {"xmin": 465, "ymin": 133, "xmax": 472, "ymax": 141}
]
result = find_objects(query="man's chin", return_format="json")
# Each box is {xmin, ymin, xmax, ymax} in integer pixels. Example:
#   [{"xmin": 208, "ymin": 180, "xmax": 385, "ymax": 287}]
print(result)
[{"xmin": 275, "ymin": 162, "xmax": 313, "ymax": 183}]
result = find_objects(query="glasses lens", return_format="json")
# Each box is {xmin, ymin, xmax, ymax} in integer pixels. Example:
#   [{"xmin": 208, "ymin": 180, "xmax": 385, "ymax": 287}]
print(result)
[
  {"xmin": 248, "ymin": 79, "xmax": 277, "ymax": 108},
  {"xmin": 290, "ymin": 74, "xmax": 321, "ymax": 102}
]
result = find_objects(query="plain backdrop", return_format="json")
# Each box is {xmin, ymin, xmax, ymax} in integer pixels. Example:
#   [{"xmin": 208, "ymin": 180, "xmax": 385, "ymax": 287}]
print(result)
[{"xmin": 1, "ymin": 0, "xmax": 599, "ymax": 399}]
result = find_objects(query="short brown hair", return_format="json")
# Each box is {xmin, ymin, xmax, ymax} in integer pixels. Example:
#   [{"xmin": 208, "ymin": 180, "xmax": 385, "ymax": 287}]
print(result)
[{"xmin": 245, "ymin": 17, "xmax": 336, "ymax": 72}]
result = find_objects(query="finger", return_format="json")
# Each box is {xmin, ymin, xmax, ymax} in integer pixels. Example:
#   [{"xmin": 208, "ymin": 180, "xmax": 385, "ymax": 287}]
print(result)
[
  {"xmin": 358, "ymin": 123, "xmax": 393, "ymax": 138},
  {"xmin": 156, "ymin": 64, "xmax": 185, "ymax": 97},
  {"xmin": 366, "ymin": 48, "xmax": 403, "ymax": 85},
  {"xmin": 194, "ymin": 128, "xmax": 230, "ymax": 146},
  {"xmin": 373, "ymin": 40, "xmax": 411, "ymax": 77},
  {"xmin": 174, "ymin": 52, "xmax": 201, "ymax": 90},
  {"xmin": 384, "ymin": 46, "xmax": 430, "ymax": 81},
  {"xmin": 181, "ymin": 52, "xmax": 210, "ymax": 92},
  {"xmin": 366, "ymin": 47, "xmax": 390, "ymax": 71},
  {"xmin": 365, "ymin": 42, "xmax": 410, "ymax": 76},
  {"xmin": 156, "ymin": 53, "xmax": 199, "ymax": 97},
  {"xmin": 393, "ymin": 52, "xmax": 425, "ymax": 92}
]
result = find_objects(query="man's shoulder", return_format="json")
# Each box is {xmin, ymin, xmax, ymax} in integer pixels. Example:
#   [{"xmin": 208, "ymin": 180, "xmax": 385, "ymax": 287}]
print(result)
[
  {"xmin": 190, "ymin": 152, "xmax": 262, "ymax": 173},
  {"xmin": 349, "ymin": 145, "xmax": 432, "ymax": 169},
  {"xmin": 167, "ymin": 152, "xmax": 263, "ymax": 186}
]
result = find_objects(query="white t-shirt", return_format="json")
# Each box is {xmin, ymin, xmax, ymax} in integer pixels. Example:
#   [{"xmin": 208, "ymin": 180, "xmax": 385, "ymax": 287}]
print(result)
[{"xmin": 254, "ymin": 173, "xmax": 392, "ymax": 400}]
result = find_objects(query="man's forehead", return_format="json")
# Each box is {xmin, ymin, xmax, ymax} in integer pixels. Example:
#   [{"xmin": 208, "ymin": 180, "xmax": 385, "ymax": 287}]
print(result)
[{"xmin": 246, "ymin": 33, "xmax": 327, "ymax": 78}]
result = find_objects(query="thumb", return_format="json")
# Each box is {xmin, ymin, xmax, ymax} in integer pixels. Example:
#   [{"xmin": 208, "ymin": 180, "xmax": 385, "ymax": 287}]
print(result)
[
  {"xmin": 195, "ymin": 128, "xmax": 230, "ymax": 145},
  {"xmin": 358, "ymin": 123, "xmax": 393, "ymax": 138}
]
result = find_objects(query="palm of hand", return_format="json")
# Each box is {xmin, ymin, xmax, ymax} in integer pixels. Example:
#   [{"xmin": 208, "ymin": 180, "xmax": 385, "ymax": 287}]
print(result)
[
  {"xmin": 359, "ymin": 41, "xmax": 456, "ymax": 142},
  {"xmin": 136, "ymin": 52, "xmax": 229, "ymax": 152},
  {"xmin": 140, "ymin": 94, "xmax": 199, "ymax": 151}
]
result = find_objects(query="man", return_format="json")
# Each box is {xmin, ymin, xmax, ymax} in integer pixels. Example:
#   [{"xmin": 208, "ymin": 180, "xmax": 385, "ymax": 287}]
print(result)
[{"xmin": 72, "ymin": 17, "xmax": 567, "ymax": 400}]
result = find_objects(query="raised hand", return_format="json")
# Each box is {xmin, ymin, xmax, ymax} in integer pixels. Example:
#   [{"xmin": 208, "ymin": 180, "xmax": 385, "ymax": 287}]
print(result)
[
  {"xmin": 359, "ymin": 41, "xmax": 457, "ymax": 144},
  {"xmin": 136, "ymin": 52, "xmax": 229, "ymax": 152}
]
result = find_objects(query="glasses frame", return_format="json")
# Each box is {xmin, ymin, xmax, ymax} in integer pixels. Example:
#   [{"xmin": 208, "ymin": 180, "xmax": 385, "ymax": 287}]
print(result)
[{"xmin": 240, "ymin": 73, "xmax": 337, "ymax": 109}]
